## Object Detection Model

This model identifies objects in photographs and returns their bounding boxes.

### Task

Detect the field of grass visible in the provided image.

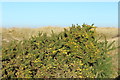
[1,27,119,42]
[1,26,120,78]
[1,26,67,42]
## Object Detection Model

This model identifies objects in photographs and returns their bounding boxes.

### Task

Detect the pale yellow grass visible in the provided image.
[2,26,119,42]
[96,27,119,39]
[34,26,69,36]
[2,26,69,42]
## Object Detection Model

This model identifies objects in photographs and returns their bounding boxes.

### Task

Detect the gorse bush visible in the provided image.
[2,24,117,78]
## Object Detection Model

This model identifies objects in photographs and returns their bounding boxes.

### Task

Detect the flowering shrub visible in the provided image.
[2,24,117,78]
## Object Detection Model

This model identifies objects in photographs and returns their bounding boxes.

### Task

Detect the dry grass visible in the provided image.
[96,27,119,78]
[96,27,119,39]
[107,37,119,77]
[2,26,119,42]
[2,26,69,42]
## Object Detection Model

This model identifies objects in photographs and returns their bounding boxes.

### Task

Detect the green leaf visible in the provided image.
[107,40,115,49]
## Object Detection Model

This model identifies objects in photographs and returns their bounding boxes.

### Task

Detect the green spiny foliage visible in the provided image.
[2,24,117,78]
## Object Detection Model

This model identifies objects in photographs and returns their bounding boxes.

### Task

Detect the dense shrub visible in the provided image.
[2,24,117,78]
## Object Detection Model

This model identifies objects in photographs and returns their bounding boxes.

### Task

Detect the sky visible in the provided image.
[0,3,2,27]
[0,0,119,2]
[1,2,118,28]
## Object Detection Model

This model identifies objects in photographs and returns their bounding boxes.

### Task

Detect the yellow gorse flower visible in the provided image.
[52,51,57,53]
[80,63,83,66]
[79,76,83,78]
[76,68,82,71]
